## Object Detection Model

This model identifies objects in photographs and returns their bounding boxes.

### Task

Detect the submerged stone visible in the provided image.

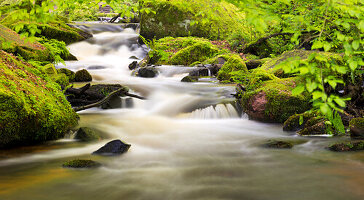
[138,67,158,78]
[92,140,131,156]
[75,127,101,142]
[263,140,293,149]
[329,141,364,152]
[62,159,101,168]
[181,76,198,82]
[128,61,139,70]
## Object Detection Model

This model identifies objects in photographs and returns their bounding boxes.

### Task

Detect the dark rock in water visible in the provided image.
[189,67,209,77]
[93,140,131,156]
[57,68,75,82]
[65,53,78,61]
[138,67,158,78]
[74,69,92,82]
[350,118,364,138]
[329,140,364,152]
[128,61,139,70]
[63,159,101,168]
[88,65,107,70]
[181,76,198,82]
[129,56,139,59]
[125,97,134,108]
[298,120,330,136]
[263,140,293,149]
[101,95,122,109]
[75,127,101,142]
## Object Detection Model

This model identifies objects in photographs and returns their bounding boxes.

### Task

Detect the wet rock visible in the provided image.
[62,159,101,168]
[128,61,139,70]
[88,65,107,70]
[138,67,158,78]
[101,95,122,109]
[217,57,226,65]
[263,140,293,149]
[92,140,131,156]
[350,118,364,138]
[283,112,320,132]
[125,98,134,108]
[75,127,101,142]
[129,56,139,59]
[329,140,364,152]
[74,69,92,82]
[181,76,198,82]
[189,67,209,77]
[65,53,78,61]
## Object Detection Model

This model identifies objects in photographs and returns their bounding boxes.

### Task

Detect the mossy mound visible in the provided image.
[329,141,364,152]
[74,69,92,82]
[62,159,101,168]
[75,127,101,142]
[0,50,78,148]
[140,0,247,40]
[41,64,69,88]
[149,37,229,66]
[283,111,321,132]
[0,24,50,61]
[239,78,311,123]
[216,54,249,82]
[1,12,91,44]
[350,118,364,138]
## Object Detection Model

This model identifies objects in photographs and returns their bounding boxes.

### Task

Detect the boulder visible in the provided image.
[263,140,293,149]
[350,118,364,138]
[92,140,131,156]
[329,140,364,152]
[57,68,75,82]
[128,61,139,70]
[181,76,198,82]
[74,69,92,82]
[100,95,122,109]
[62,159,101,168]
[0,50,78,148]
[75,127,101,142]
[88,65,107,70]
[138,67,158,78]
[283,112,320,132]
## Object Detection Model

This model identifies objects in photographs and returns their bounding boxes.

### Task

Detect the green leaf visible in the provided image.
[352,40,360,50]
[324,43,332,52]
[320,103,330,115]
[336,32,345,41]
[311,41,323,50]
[334,98,346,107]
[292,85,305,95]
[328,80,337,89]
[312,91,323,100]
[348,59,358,71]
[358,20,364,32]
[299,115,304,125]
[306,82,318,92]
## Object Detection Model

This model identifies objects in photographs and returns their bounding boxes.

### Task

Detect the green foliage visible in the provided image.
[217,54,248,82]
[38,37,69,64]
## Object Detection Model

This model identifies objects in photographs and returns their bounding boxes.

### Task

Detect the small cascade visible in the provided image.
[188,103,239,119]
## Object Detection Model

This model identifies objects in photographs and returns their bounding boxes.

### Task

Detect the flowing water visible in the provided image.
[0,23,364,200]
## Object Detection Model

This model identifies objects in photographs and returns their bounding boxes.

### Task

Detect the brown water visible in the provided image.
[0,23,363,200]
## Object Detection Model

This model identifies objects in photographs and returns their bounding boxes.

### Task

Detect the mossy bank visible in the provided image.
[0,50,78,148]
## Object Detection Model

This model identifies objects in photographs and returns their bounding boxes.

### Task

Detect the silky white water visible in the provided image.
[0,23,363,200]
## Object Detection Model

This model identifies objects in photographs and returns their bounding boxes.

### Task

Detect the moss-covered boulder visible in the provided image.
[148,37,229,66]
[329,140,364,152]
[62,159,101,168]
[283,111,321,132]
[238,78,311,123]
[350,118,364,138]
[1,13,91,44]
[216,54,249,82]
[41,64,69,88]
[75,127,101,142]
[181,76,198,82]
[0,50,78,148]
[140,0,247,40]
[74,69,92,82]
[0,24,50,61]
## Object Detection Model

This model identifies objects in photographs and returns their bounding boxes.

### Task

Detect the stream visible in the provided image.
[0,23,364,200]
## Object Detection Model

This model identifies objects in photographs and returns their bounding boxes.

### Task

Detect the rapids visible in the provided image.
[0,23,363,200]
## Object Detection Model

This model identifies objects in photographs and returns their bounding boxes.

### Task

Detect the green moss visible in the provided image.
[0,24,50,61]
[140,0,248,41]
[350,118,364,138]
[57,68,75,82]
[149,37,229,65]
[283,112,319,131]
[0,50,78,148]
[240,77,311,123]
[217,54,248,82]
[62,159,101,168]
